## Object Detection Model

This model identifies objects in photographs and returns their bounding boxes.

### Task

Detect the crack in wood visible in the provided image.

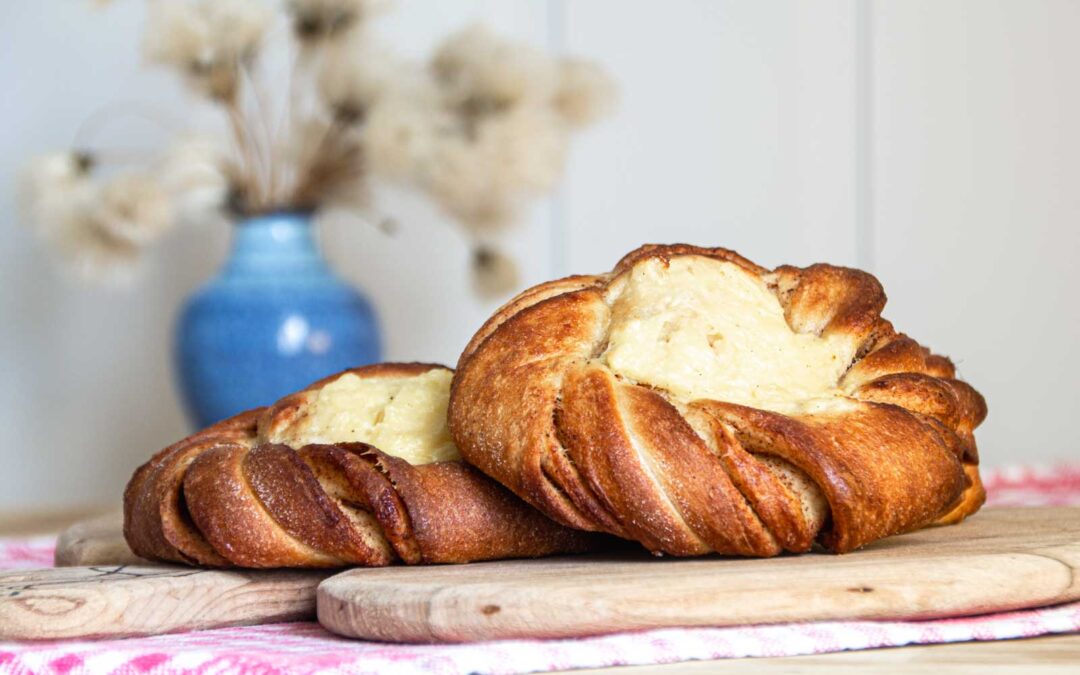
[1,566,204,598]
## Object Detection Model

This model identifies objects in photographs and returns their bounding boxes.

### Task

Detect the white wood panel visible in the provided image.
[0,0,555,510]
[870,0,1080,464]
[0,1,207,511]
[558,0,860,274]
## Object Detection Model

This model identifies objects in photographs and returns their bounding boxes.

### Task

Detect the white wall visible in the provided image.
[1,0,1075,511]
[869,0,1080,474]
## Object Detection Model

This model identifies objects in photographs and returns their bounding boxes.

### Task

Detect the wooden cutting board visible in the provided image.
[0,513,330,640]
[3,508,1077,643]
[318,507,1080,643]
[53,512,145,567]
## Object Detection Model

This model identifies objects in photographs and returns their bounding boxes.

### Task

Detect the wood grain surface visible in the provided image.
[318,507,1080,643]
[0,564,330,640]
[0,515,331,640]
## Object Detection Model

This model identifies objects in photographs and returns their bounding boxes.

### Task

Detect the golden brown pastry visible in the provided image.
[449,244,987,556]
[124,363,597,568]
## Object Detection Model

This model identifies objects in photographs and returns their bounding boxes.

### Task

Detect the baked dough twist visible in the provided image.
[450,245,987,556]
[124,363,595,567]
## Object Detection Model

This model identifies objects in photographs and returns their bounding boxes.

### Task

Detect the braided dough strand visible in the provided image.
[450,244,986,556]
[124,364,597,568]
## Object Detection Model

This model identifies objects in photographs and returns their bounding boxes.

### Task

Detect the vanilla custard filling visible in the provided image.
[602,256,858,413]
[278,368,461,464]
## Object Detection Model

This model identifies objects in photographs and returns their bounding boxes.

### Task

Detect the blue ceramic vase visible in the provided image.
[175,211,381,428]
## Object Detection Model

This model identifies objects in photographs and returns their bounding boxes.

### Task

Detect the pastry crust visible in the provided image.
[450,244,987,555]
[124,363,597,568]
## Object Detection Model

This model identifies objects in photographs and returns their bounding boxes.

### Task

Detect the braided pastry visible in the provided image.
[449,244,987,556]
[124,363,596,568]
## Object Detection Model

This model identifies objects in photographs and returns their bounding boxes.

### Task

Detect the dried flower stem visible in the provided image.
[282,50,325,205]
[226,99,263,209]
[290,116,350,206]
[242,61,279,205]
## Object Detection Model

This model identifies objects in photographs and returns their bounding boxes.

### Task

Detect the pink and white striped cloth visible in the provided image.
[2,465,1078,675]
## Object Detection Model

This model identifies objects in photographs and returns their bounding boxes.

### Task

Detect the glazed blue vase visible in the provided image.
[175,211,381,428]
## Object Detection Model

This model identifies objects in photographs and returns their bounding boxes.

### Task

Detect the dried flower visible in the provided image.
[317,36,407,124]
[143,0,272,102]
[19,152,141,284]
[418,25,614,234]
[54,214,142,285]
[363,83,445,180]
[478,107,568,193]
[25,6,616,296]
[94,174,175,246]
[433,24,558,126]
[422,107,568,232]
[21,151,94,190]
[471,245,519,299]
[288,117,367,210]
[156,135,233,223]
[19,152,96,240]
[286,0,391,44]
[20,152,93,201]
[554,59,617,128]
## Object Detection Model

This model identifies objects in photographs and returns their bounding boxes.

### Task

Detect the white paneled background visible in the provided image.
[1,1,1077,510]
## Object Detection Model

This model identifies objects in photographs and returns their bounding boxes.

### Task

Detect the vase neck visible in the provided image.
[223,212,327,279]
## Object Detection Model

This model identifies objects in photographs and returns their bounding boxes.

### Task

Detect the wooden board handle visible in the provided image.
[0,565,328,640]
